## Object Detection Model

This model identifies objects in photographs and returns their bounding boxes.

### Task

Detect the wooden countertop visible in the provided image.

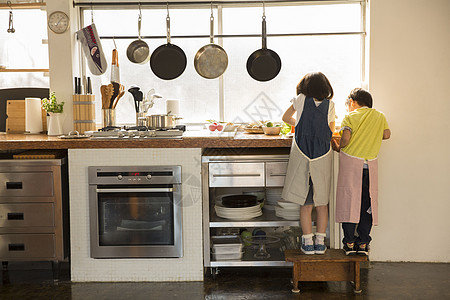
[0,131,293,150]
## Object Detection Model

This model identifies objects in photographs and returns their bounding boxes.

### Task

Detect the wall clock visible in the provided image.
[48,11,70,34]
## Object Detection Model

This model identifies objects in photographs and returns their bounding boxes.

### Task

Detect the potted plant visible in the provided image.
[42,92,65,136]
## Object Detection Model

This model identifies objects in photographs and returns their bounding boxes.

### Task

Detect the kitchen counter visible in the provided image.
[0,131,293,150]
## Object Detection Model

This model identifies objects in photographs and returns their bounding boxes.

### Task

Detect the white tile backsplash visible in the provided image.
[68,148,203,282]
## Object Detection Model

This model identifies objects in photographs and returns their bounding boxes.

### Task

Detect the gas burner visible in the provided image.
[90,127,183,139]
[125,125,148,131]
[99,126,121,132]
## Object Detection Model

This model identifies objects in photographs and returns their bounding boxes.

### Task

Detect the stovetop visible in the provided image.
[88,125,185,140]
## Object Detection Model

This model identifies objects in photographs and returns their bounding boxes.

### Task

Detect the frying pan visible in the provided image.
[150,14,187,80]
[194,14,228,79]
[246,15,281,82]
[127,10,150,64]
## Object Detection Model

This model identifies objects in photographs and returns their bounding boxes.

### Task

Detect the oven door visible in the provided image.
[89,185,182,258]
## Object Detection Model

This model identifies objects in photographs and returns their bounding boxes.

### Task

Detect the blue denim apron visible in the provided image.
[281,97,333,206]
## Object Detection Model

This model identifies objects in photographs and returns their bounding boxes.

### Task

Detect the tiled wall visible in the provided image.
[68,149,203,282]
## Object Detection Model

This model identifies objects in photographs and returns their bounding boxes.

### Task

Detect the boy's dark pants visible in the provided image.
[342,169,373,245]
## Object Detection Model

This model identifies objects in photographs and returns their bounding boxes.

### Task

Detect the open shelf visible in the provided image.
[209,245,294,267]
[210,209,300,227]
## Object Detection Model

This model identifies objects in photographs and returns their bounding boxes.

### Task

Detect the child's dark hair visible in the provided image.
[296,72,334,100]
[349,88,373,108]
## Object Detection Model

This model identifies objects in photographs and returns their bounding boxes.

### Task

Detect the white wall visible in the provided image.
[369,0,450,262]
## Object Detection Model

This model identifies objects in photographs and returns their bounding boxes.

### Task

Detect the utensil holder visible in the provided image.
[73,94,96,133]
[136,112,146,127]
[102,108,116,128]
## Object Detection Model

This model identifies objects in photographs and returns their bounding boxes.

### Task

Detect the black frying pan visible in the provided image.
[246,15,281,82]
[150,16,187,80]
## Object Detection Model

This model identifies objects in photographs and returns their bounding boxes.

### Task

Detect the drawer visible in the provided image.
[0,203,54,228]
[0,172,53,197]
[265,161,288,187]
[0,234,55,259]
[209,163,265,187]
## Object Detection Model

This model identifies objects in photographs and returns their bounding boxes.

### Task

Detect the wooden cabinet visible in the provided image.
[0,159,69,279]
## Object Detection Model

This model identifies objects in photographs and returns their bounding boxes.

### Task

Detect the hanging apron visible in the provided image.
[335,151,379,225]
[281,97,332,206]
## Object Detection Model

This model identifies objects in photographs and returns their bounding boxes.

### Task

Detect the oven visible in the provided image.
[88,166,182,258]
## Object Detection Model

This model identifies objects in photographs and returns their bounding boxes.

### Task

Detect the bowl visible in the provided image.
[263,126,281,135]
[206,122,226,132]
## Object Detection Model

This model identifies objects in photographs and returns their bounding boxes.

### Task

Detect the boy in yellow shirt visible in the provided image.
[332,88,391,255]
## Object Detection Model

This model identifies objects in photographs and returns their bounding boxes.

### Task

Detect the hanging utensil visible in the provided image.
[150,4,187,80]
[111,38,120,83]
[7,1,15,33]
[246,3,281,82]
[127,4,150,64]
[194,5,228,79]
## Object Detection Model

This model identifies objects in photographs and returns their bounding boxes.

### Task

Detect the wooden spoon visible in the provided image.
[100,85,108,109]
[113,90,125,109]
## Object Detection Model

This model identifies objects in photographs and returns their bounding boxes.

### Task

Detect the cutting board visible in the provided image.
[6,100,25,133]
[13,150,65,159]
[6,100,47,133]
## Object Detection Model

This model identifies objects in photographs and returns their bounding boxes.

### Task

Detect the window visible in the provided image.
[0,7,49,88]
[82,2,364,126]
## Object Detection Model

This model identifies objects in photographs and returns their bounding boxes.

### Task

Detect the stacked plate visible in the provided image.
[264,188,283,211]
[275,200,300,220]
[215,203,262,220]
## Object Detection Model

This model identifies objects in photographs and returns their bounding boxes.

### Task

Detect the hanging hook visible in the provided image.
[91,2,94,24]
[7,1,15,33]
[113,37,117,49]
[138,2,142,18]
[210,2,213,18]
[166,2,169,18]
[262,1,266,19]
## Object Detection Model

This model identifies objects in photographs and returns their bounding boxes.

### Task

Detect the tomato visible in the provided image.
[209,124,217,131]
[217,124,224,131]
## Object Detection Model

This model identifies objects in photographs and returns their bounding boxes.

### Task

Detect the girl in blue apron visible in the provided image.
[281,72,335,254]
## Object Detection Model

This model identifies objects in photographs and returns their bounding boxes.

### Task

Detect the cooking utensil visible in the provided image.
[7,2,15,33]
[127,6,150,64]
[111,47,120,83]
[150,5,187,80]
[246,5,281,82]
[147,113,180,129]
[194,11,228,79]
[110,82,120,108]
[128,86,143,113]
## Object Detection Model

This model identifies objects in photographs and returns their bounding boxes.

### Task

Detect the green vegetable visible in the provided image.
[280,122,292,135]
[266,121,273,127]
[42,91,64,113]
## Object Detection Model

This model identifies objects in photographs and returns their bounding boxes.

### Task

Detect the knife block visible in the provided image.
[73,94,96,133]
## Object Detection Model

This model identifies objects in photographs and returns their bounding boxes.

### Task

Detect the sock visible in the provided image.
[302,233,314,246]
[315,232,326,245]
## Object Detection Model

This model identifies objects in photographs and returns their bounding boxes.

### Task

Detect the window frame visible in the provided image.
[78,0,367,126]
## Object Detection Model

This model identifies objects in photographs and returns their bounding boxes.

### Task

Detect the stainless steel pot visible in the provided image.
[147,114,178,129]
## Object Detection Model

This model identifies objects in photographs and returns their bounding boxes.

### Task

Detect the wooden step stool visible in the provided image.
[285,249,368,293]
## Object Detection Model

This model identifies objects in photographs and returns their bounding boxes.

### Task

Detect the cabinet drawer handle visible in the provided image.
[268,173,286,177]
[6,182,23,190]
[7,213,24,220]
[8,243,25,251]
[212,174,261,177]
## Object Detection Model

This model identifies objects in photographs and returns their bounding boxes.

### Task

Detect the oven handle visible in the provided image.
[96,188,173,193]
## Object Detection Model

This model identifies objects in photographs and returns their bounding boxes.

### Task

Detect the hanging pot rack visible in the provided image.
[75,0,365,40]
[73,0,364,8]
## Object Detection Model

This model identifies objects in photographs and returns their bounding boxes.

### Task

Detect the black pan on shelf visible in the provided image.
[221,194,258,208]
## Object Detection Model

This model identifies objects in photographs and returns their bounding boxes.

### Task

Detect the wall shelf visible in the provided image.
[0,3,45,9]
[0,69,49,73]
